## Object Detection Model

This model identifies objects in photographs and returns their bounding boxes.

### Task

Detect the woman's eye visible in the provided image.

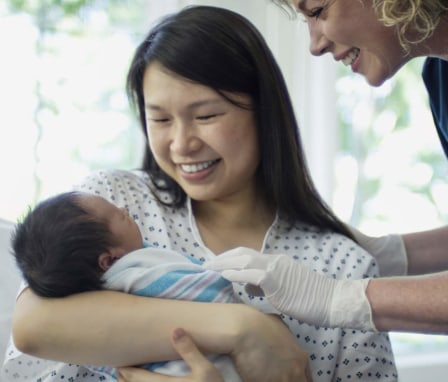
[308,7,323,19]
[197,114,217,121]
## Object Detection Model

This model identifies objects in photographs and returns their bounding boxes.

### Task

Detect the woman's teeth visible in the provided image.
[181,160,217,173]
[342,48,360,66]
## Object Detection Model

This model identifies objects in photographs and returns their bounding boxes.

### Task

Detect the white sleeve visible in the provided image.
[327,237,397,380]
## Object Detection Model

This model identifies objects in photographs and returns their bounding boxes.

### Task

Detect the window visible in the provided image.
[333,54,448,381]
[1,1,447,379]
[0,0,151,221]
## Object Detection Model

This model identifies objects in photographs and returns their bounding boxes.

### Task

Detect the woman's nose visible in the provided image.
[308,23,331,56]
[170,122,201,155]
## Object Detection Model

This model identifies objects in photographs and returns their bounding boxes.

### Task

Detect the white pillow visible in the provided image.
[0,219,21,367]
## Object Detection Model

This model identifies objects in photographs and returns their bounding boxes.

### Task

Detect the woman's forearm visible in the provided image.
[367,271,448,333]
[12,288,253,366]
[403,226,448,275]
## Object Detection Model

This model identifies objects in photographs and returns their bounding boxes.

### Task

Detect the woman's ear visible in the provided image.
[98,252,119,271]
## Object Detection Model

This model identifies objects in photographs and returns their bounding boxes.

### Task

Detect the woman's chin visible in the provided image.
[363,60,404,87]
[363,71,390,87]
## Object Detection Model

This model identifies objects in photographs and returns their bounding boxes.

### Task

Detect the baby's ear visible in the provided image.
[98,252,119,271]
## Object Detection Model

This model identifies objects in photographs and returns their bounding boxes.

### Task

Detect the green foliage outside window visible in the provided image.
[335,56,448,357]
[335,58,448,232]
[2,0,148,219]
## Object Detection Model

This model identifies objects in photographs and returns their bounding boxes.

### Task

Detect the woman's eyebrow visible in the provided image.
[144,104,163,111]
[297,0,308,11]
[186,99,224,110]
[144,99,224,112]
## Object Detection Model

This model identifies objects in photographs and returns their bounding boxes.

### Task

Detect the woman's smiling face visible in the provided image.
[293,0,409,86]
[142,62,260,202]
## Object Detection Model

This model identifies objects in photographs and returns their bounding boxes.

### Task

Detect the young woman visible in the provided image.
[4,5,397,382]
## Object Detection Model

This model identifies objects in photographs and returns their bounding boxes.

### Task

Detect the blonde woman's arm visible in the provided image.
[402,226,448,275]
[206,247,448,333]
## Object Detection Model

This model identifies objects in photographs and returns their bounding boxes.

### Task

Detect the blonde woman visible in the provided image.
[212,0,448,334]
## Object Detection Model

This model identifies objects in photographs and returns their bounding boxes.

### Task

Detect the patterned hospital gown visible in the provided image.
[2,169,398,382]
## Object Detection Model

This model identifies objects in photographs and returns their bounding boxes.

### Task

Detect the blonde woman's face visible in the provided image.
[292,0,409,86]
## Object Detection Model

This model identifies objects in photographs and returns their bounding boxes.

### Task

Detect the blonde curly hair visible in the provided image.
[272,0,448,52]
[376,0,448,52]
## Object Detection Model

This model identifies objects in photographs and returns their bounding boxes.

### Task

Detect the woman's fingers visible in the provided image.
[230,314,312,382]
[116,328,225,382]
[169,328,225,381]
[117,366,177,382]
[117,327,314,382]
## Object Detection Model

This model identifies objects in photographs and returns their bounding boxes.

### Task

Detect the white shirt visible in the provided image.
[2,169,397,382]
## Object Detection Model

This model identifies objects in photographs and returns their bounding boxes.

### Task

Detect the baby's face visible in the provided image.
[80,194,142,254]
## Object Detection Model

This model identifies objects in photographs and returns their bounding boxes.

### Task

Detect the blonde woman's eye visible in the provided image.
[308,7,323,18]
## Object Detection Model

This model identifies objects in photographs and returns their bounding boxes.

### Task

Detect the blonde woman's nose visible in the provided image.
[308,23,331,56]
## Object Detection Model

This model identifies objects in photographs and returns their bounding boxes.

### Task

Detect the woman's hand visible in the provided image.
[205,247,375,331]
[348,226,407,276]
[117,325,313,382]
[117,328,225,382]
[231,313,313,381]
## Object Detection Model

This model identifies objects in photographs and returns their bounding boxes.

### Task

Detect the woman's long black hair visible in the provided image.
[126,5,354,239]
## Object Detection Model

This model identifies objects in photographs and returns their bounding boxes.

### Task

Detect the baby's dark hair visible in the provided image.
[12,192,116,297]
